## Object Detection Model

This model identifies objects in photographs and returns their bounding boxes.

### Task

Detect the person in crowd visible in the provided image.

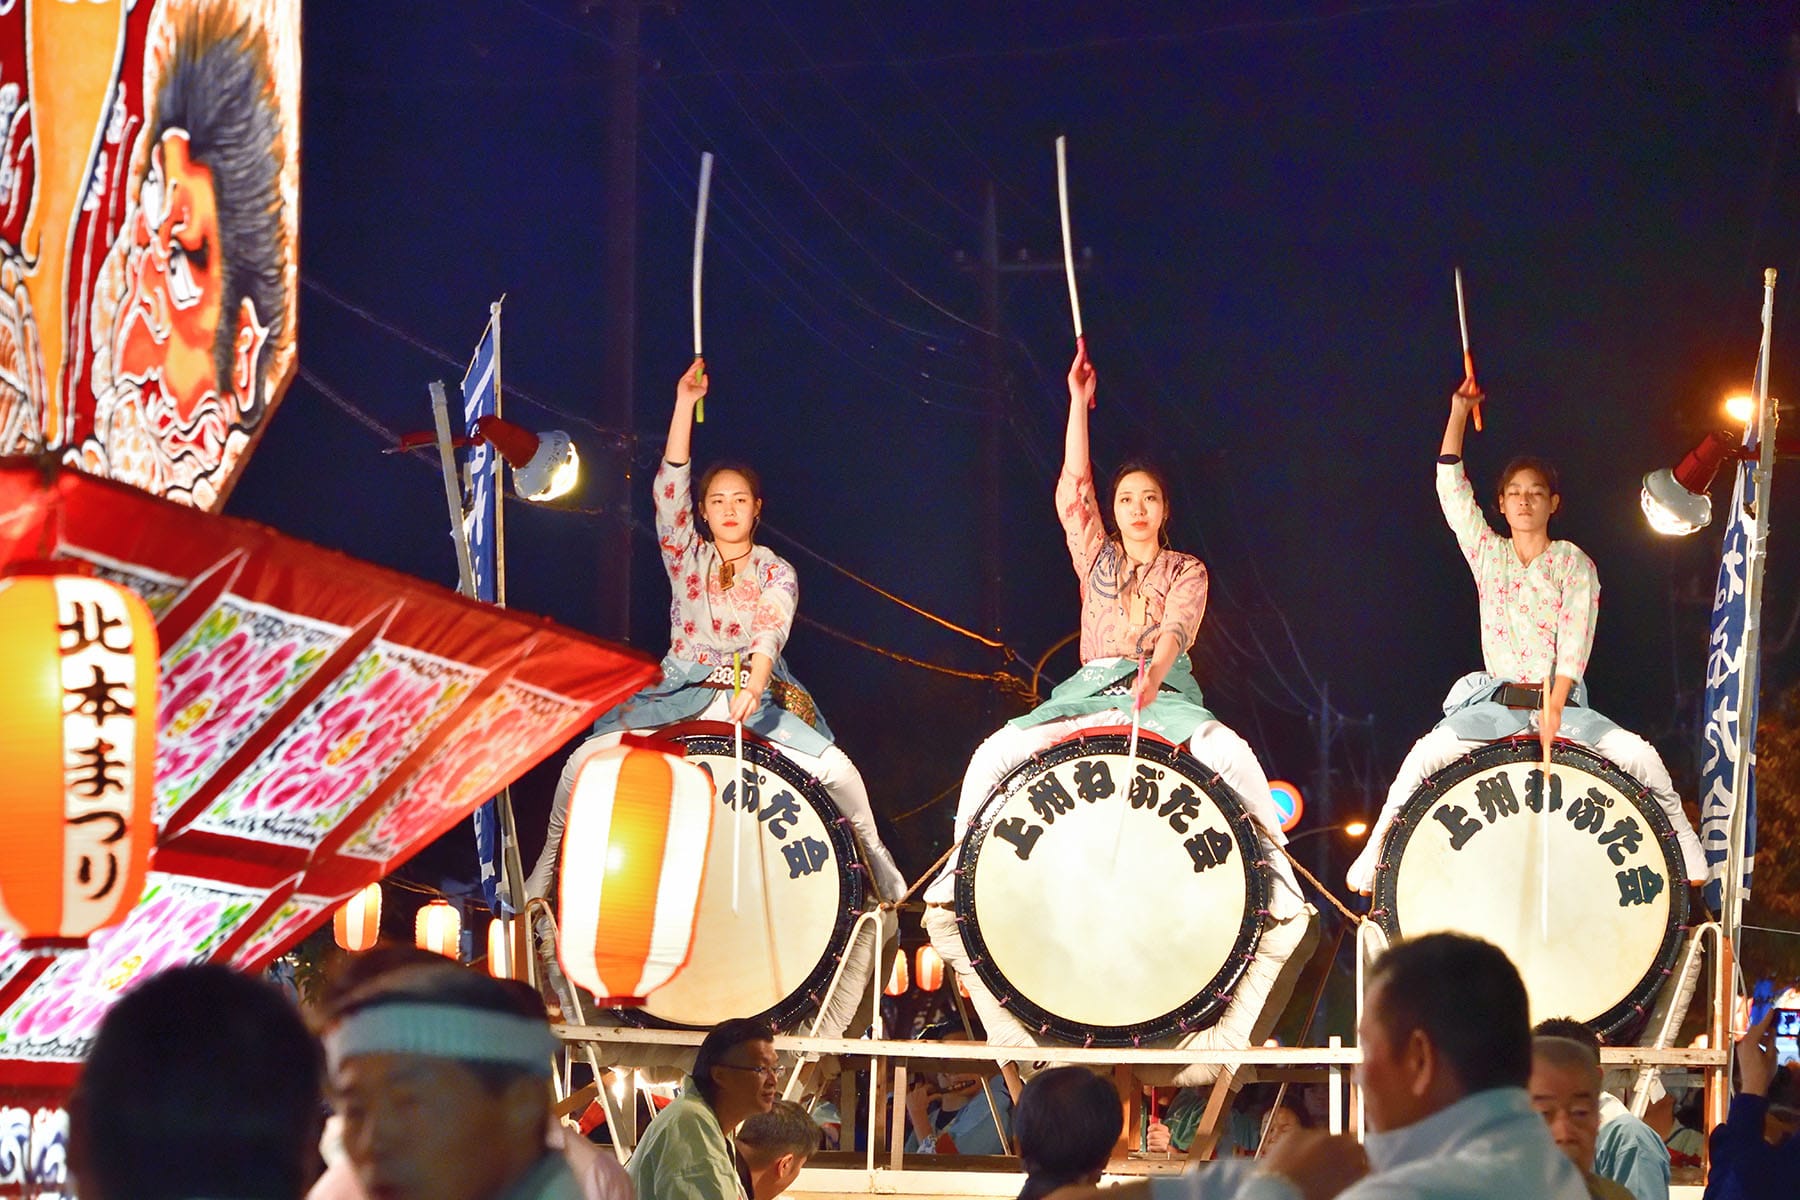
[905,1027,1015,1156]
[1534,1017,1669,1200]
[70,964,323,1200]
[1348,380,1704,895]
[324,960,578,1200]
[628,1018,779,1200]
[1704,1008,1800,1199]
[734,1100,821,1200]
[1048,932,1587,1199]
[1014,1067,1122,1200]
[1530,1036,1635,1200]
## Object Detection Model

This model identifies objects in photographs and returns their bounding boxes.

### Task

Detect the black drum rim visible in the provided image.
[611,727,868,1031]
[1370,738,1690,1040]
[955,732,1270,1046]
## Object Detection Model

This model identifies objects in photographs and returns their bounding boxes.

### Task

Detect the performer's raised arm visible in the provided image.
[1439,378,1482,460]
[1056,345,1106,577]
[665,357,705,466]
[1064,343,1096,477]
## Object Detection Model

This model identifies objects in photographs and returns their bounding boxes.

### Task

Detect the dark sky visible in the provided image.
[231,2,1800,896]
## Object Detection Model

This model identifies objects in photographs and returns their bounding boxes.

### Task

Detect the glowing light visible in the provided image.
[1344,821,1370,839]
[488,915,515,979]
[915,945,944,992]
[333,882,382,952]
[885,950,910,997]
[1724,394,1756,426]
[415,899,461,959]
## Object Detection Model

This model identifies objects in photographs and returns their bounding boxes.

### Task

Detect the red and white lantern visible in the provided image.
[558,742,713,1005]
[0,562,157,952]
[333,882,382,952]
[415,899,460,958]
[915,945,944,993]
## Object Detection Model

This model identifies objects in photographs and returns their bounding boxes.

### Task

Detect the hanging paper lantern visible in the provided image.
[0,562,158,952]
[915,945,944,993]
[488,915,515,980]
[333,882,382,952]
[415,899,460,958]
[885,949,910,997]
[559,742,714,1004]
[956,972,971,1000]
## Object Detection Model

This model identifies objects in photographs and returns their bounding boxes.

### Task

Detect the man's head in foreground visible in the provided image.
[1530,1036,1605,1172]
[1358,932,1532,1133]
[325,961,559,1200]
[691,1016,779,1130]
[71,964,323,1200]
[736,1099,821,1200]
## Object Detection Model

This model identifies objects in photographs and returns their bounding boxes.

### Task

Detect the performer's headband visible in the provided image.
[325,1002,557,1076]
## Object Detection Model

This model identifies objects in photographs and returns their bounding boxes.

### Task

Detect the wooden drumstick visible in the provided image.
[1055,136,1093,407]
[693,151,714,422]
[1455,267,1483,432]
[1537,673,1553,943]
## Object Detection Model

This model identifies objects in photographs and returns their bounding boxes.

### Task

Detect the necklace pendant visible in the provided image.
[720,562,735,591]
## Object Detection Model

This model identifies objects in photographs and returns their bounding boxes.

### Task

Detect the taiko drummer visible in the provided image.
[527,360,905,910]
[923,345,1306,972]
[1347,380,1705,895]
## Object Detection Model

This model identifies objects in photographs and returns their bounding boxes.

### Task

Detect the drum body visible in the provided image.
[954,731,1269,1046]
[617,725,866,1030]
[1371,740,1689,1038]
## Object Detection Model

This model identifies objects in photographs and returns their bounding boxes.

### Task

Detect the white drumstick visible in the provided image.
[693,151,714,421]
[733,715,745,914]
[1539,675,1552,942]
[1055,136,1084,341]
[1455,266,1470,355]
[1109,657,1147,869]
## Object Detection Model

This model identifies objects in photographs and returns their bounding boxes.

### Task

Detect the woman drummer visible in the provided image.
[527,359,905,912]
[921,345,1304,998]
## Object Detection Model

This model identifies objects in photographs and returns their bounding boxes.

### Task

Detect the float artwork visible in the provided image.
[0,0,300,509]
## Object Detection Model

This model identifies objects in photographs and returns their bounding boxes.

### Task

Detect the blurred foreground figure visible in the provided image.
[1048,933,1586,1200]
[70,964,323,1200]
[324,961,577,1200]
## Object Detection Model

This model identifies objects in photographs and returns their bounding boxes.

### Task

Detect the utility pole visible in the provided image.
[596,0,640,642]
[960,185,1086,718]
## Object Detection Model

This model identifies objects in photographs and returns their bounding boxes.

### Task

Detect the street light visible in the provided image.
[1285,820,1370,848]
[1640,429,1743,536]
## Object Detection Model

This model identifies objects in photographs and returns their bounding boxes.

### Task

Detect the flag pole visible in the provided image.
[1721,267,1778,961]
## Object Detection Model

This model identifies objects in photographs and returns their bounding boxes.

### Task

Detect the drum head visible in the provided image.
[956,732,1268,1045]
[616,729,865,1030]
[1371,740,1689,1038]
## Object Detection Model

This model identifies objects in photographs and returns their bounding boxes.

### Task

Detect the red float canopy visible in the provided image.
[0,461,657,1087]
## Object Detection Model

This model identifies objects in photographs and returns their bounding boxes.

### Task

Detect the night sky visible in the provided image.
[232,3,1800,900]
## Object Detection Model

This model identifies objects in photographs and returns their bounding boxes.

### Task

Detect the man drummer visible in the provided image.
[1347,380,1705,896]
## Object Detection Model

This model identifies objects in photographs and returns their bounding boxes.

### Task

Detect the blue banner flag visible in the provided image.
[1699,356,1762,913]
[462,315,509,915]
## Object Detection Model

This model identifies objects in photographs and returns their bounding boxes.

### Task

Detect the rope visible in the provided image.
[898,844,959,908]
[1250,815,1363,926]
[795,614,1033,697]
[764,521,1019,657]
[890,779,960,825]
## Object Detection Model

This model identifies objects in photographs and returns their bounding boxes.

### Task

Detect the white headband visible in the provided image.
[325,1002,558,1076]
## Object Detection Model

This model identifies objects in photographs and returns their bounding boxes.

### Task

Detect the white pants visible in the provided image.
[1346,720,1708,894]
[926,709,1303,919]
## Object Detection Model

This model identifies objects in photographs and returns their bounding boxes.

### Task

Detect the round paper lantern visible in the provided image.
[333,882,382,952]
[915,945,944,993]
[488,915,515,980]
[0,561,158,952]
[884,949,910,997]
[558,742,715,1005]
[415,899,460,959]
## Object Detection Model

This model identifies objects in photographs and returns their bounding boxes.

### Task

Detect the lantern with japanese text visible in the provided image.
[0,562,157,952]
[915,945,944,993]
[415,899,460,958]
[885,950,910,997]
[332,882,382,952]
[558,742,713,1005]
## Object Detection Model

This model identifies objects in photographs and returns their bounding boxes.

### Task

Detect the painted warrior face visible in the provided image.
[111,129,266,492]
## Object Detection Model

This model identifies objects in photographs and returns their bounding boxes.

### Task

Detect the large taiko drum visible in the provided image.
[1371,740,1689,1038]
[616,724,867,1030]
[955,730,1269,1046]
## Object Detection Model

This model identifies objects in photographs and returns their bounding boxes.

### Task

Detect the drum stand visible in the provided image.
[781,907,887,1104]
[528,897,640,1160]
